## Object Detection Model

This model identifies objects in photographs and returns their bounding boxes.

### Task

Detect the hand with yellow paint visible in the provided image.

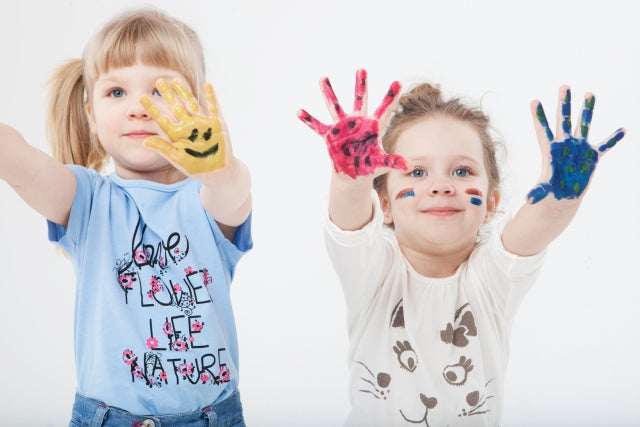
[140,79,226,175]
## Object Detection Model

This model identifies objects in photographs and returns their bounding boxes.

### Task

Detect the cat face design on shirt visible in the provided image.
[353,299,496,424]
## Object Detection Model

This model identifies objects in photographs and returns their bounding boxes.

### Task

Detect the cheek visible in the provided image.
[465,188,484,206]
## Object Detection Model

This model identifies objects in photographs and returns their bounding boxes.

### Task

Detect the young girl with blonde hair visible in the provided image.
[298,69,624,426]
[1,8,250,426]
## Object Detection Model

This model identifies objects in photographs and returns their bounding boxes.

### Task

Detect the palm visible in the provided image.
[140,79,226,175]
[298,69,406,178]
[527,88,625,204]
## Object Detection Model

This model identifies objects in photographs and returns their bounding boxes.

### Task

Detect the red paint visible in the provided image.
[465,188,483,197]
[395,188,415,200]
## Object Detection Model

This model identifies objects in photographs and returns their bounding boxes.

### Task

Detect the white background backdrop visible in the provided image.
[1,1,639,426]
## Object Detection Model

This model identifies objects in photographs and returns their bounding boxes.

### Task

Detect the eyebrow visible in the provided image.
[405,154,482,166]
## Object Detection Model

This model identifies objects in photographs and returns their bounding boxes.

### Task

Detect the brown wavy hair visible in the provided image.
[374,83,503,197]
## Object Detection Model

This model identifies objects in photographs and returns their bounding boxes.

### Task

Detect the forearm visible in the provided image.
[328,172,375,231]
[0,124,32,185]
[0,123,75,225]
[199,157,252,227]
[501,197,581,256]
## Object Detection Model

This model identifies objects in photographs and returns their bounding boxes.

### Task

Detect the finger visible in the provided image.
[202,83,228,139]
[297,109,330,135]
[597,127,626,154]
[557,85,572,138]
[320,77,347,121]
[140,96,174,132]
[204,83,219,118]
[526,183,552,204]
[373,81,402,121]
[155,79,176,107]
[155,79,190,122]
[143,136,176,159]
[577,93,595,139]
[171,79,200,113]
[530,100,554,143]
[353,68,368,115]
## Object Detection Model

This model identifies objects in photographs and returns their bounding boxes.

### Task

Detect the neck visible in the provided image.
[399,240,475,278]
[114,165,186,184]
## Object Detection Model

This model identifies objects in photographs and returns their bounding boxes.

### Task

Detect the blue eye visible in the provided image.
[453,167,471,177]
[109,88,125,98]
[409,168,426,178]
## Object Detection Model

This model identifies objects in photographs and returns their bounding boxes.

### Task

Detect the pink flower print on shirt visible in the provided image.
[201,269,213,285]
[173,284,182,293]
[219,365,230,383]
[184,266,194,274]
[201,373,211,384]
[134,365,143,378]
[122,349,137,365]
[173,339,187,351]
[191,320,204,332]
[178,362,193,376]
[162,322,174,336]
[134,248,151,264]
[118,273,136,290]
[146,337,159,349]
[147,276,164,299]
[159,371,167,381]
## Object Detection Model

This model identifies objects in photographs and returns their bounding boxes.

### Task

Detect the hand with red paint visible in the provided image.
[297,69,407,179]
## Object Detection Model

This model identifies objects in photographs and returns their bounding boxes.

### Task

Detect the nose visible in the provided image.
[128,100,151,119]
[428,177,455,196]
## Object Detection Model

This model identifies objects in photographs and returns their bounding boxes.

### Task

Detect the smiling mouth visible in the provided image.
[125,131,155,139]
[422,208,461,217]
[185,143,219,158]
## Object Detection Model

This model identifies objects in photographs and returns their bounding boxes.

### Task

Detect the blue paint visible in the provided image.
[527,90,625,204]
[561,89,572,135]
[470,197,482,206]
[598,128,625,152]
[527,137,598,203]
[580,96,595,138]
[536,103,554,141]
[396,188,415,200]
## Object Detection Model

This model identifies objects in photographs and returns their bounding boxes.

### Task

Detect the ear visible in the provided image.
[85,103,97,135]
[379,193,394,225]
[483,188,501,224]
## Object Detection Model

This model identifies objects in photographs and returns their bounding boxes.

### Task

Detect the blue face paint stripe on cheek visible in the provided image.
[396,188,415,200]
[470,197,482,206]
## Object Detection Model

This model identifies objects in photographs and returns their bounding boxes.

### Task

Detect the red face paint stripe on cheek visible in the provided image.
[465,188,483,197]
[396,188,415,200]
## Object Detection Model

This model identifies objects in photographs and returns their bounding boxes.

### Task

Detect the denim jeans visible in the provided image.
[69,391,246,427]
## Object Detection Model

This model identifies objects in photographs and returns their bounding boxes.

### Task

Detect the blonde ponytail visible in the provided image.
[46,59,108,172]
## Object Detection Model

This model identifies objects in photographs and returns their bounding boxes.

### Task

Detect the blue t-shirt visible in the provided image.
[48,166,252,415]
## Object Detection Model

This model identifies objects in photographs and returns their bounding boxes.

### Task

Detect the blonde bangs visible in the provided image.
[83,9,205,99]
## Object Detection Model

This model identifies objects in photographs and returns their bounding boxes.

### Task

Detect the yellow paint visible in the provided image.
[140,79,226,175]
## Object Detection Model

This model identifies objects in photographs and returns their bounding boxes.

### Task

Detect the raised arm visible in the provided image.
[297,69,406,230]
[140,79,251,241]
[502,86,625,256]
[0,123,76,227]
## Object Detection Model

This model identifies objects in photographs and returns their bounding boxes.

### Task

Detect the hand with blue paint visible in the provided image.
[527,86,625,204]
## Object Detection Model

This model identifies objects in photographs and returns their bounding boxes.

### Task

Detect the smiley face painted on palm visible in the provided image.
[298,69,407,178]
[527,89,625,204]
[140,79,226,175]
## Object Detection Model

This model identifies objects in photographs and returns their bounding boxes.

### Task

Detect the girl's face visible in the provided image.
[87,61,189,182]
[380,116,500,255]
